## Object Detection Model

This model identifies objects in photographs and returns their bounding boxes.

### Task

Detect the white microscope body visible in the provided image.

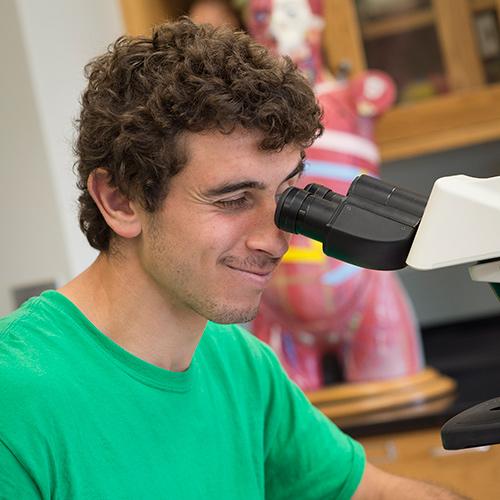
[407,175,500,285]
[275,172,500,448]
[403,174,500,449]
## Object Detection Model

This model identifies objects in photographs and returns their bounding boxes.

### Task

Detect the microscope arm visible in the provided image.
[421,177,500,449]
[356,174,500,449]
[275,173,500,449]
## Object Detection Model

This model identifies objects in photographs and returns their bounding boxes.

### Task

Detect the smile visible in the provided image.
[226,265,275,286]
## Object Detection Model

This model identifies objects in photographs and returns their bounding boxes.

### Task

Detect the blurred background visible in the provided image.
[3,0,500,324]
[2,1,500,497]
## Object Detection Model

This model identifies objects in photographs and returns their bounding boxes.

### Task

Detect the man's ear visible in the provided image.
[87,168,142,240]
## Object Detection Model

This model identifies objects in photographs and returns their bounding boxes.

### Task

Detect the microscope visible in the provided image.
[275,173,500,450]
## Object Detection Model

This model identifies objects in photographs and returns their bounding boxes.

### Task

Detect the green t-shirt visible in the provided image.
[0,291,365,499]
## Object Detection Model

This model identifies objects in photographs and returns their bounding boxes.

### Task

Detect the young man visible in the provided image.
[0,19,464,499]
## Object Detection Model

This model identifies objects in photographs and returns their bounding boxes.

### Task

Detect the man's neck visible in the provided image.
[58,252,206,372]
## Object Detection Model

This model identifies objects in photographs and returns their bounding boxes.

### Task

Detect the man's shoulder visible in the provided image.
[0,296,45,359]
[0,295,67,392]
[0,296,38,336]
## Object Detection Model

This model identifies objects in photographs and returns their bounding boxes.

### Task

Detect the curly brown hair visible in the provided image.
[75,17,323,251]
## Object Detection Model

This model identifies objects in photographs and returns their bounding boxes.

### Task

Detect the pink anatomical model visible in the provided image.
[247,0,424,390]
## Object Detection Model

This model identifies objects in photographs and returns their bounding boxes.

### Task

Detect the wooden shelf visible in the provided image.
[376,83,500,161]
[470,0,497,12]
[361,8,434,40]
[360,0,498,42]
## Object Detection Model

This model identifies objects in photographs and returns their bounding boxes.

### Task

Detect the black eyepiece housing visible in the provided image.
[275,175,428,270]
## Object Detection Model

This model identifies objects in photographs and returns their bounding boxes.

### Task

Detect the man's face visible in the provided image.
[138,129,303,324]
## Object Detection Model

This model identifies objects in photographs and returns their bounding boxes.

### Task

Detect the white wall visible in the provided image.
[16,0,124,275]
[0,0,123,315]
[0,0,69,315]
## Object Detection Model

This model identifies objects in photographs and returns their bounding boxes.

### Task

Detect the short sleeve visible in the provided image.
[0,437,41,499]
[262,346,366,500]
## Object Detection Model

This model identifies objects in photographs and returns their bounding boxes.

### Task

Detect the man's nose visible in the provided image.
[246,201,290,258]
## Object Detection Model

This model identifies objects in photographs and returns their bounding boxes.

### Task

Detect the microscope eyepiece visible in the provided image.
[275,175,428,270]
[276,186,343,243]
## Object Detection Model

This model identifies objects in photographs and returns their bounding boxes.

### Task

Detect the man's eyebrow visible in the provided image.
[203,180,266,197]
[202,160,305,198]
[284,160,305,182]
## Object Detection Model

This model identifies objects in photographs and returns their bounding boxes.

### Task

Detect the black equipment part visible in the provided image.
[441,397,500,449]
[275,174,500,450]
[275,174,428,270]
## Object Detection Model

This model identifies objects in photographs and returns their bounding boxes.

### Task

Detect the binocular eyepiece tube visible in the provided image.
[274,175,428,271]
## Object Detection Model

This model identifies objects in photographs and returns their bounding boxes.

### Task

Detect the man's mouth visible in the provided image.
[228,266,275,276]
[227,265,276,276]
[225,265,276,285]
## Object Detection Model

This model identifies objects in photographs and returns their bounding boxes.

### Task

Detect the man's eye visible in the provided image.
[217,197,250,209]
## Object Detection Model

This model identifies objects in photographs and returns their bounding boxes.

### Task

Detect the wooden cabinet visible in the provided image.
[120,0,183,37]
[119,0,500,161]
[359,427,500,499]
[325,0,500,161]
